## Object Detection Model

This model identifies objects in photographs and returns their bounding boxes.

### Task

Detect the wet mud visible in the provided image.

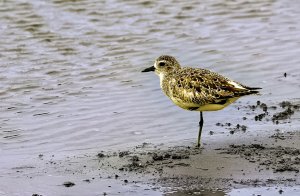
[88,101,300,194]
[217,144,300,173]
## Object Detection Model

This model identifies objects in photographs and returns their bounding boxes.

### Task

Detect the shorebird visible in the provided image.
[142,55,261,147]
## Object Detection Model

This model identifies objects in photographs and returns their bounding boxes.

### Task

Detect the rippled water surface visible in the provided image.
[1,0,300,161]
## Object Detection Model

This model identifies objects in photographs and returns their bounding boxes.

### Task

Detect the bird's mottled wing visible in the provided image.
[167,67,249,106]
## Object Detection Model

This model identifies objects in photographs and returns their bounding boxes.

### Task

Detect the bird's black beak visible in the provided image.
[142,66,155,72]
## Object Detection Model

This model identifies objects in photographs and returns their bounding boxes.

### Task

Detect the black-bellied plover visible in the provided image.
[142,55,261,147]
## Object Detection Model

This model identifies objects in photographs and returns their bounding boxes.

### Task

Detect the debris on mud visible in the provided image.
[63,181,75,187]
[272,107,295,121]
[119,151,130,157]
[216,122,247,134]
[97,152,106,158]
[229,124,247,134]
[245,100,299,124]
[254,113,267,121]
[217,144,300,173]
[99,146,197,174]
[270,130,297,141]
[275,165,299,173]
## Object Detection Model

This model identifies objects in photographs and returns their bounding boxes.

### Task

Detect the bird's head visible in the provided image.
[142,55,181,74]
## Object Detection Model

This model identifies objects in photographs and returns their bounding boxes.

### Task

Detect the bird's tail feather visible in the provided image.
[248,86,262,95]
[247,87,262,90]
[241,85,262,95]
[236,87,261,96]
[249,90,261,95]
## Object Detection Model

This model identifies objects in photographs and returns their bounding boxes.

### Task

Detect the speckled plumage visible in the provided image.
[162,67,256,110]
[155,55,260,111]
[142,55,261,147]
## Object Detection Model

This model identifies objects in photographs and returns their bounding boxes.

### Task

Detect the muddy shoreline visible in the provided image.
[1,100,299,195]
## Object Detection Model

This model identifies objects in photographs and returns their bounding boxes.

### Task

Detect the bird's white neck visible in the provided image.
[159,73,165,89]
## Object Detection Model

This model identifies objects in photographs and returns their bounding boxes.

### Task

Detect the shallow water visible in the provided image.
[0,0,300,195]
[166,187,300,196]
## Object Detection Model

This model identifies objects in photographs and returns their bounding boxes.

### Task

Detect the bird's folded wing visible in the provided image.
[168,68,251,105]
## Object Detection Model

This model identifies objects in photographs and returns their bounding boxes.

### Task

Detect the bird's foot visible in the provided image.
[194,142,206,150]
[195,143,201,149]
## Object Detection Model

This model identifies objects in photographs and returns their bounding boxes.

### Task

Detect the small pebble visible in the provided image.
[63,181,75,187]
[279,189,284,194]
[97,153,105,158]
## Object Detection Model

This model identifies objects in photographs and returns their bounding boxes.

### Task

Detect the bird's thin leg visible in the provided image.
[197,112,203,147]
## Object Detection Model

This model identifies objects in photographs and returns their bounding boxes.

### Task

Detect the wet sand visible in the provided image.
[1,101,299,195]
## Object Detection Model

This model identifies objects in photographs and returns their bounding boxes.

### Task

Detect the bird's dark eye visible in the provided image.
[159,62,166,66]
